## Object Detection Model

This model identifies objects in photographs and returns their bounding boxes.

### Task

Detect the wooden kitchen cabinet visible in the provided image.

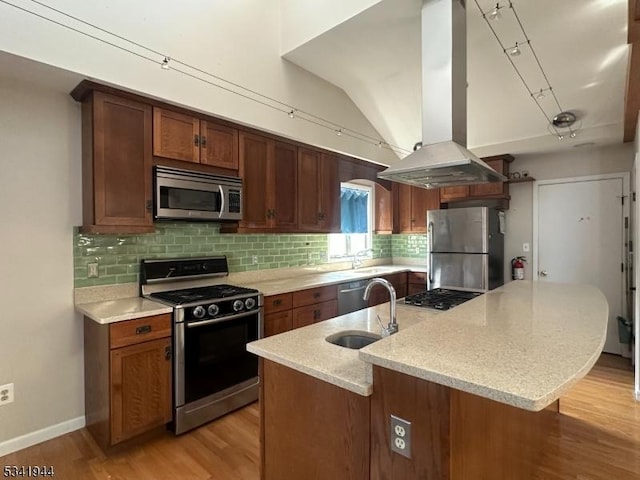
[292,285,338,328]
[84,314,172,449]
[77,91,154,234]
[298,148,341,232]
[239,132,298,231]
[368,273,408,306]
[439,154,513,203]
[153,107,239,170]
[394,183,440,233]
[264,293,294,337]
[408,271,428,295]
[374,183,393,233]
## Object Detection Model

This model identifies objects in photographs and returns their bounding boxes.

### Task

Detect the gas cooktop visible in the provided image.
[403,288,482,310]
[149,284,259,306]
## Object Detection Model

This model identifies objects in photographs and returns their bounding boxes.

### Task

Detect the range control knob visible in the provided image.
[192,305,206,319]
[244,297,256,310]
[233,299,245,312]
[207,304,220,317]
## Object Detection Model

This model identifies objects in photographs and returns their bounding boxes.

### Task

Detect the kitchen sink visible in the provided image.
[326,330,382,349]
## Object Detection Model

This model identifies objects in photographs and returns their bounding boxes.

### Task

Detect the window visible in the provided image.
[328,182,373,261]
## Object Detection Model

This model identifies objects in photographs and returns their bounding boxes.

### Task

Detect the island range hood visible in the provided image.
[378,0,506,189]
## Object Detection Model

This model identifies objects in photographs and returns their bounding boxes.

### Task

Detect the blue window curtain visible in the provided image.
[340,187,368,233]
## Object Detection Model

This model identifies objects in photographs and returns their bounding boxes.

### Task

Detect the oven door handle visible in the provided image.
[185,309,258,328]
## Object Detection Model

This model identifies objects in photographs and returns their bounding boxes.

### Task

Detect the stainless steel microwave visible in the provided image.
[154,166,242,221]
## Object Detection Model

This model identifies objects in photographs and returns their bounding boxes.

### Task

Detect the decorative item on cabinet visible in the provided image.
[153,107,239,170]
[84,314,172,449]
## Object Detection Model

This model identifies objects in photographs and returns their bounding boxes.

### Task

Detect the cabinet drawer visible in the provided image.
[292,285,338,308]
[292,300,338,329]
[264,310,293,337]
[110,314,172,349]
[408,272,427,285]
[264,293,293,315]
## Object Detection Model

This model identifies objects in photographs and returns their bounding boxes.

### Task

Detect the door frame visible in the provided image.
[532,172,630,348]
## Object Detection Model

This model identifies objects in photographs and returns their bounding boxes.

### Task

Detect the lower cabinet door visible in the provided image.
[292,300,338,329]
[265,310,293,337]
[110,337,172,444]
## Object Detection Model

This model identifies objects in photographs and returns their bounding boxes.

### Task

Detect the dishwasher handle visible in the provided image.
[339,284,367,294]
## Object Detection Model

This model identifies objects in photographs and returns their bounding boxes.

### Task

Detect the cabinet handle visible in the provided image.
[313,292,321,299]
[273,299,282,306]
[200,135,207,147]
[194,134,200,146]
[135,325,152,335]
[165,345,172,361]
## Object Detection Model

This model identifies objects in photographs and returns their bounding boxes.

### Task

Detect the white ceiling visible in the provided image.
[283,0,630,161]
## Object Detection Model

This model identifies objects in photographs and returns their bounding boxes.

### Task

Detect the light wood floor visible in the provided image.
[1,354,637,479]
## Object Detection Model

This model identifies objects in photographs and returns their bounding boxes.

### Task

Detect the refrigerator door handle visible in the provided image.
[428,221,434,288]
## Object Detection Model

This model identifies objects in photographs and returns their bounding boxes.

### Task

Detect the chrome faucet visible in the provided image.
[363,278,398,337]
[351,248,373,269]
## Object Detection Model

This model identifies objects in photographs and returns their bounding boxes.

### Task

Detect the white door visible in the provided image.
[535,175,627,354]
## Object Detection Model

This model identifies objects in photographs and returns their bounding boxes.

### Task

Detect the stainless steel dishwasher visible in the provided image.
[337,279,370,315]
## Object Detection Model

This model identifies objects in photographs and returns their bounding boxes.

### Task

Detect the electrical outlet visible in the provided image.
[87,262,99,278]
[0,383,14,406]
[523,243,530,252]
[252,255,259,265]
[390,414,411,458]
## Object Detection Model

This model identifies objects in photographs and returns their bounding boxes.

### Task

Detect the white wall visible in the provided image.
[279,0,382,54]
[0,0,396,165]
[504,143,634,282]
[0,76,83,451]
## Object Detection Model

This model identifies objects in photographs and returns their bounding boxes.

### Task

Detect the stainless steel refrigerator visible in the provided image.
[427,206,504,291]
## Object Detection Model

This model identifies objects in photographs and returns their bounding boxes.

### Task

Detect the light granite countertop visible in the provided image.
[75,297,172,324]
[248,280,608,411]
[75,264,425,324]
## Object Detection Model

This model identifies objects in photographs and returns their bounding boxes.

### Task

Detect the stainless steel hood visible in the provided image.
[378,0,506,189]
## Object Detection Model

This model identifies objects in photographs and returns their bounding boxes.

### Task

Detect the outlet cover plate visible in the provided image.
[0,383,14,406]
[390,414,411,458]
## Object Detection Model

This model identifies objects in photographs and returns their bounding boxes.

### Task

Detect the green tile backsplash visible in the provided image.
[73,223,403,288]
[391,234,428,258]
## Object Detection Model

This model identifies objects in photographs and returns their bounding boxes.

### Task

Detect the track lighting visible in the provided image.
[507,43,521,57]
[487,3,502,20]
[335,129,342,136]
[288,110,295,118]
[161,57,171,70]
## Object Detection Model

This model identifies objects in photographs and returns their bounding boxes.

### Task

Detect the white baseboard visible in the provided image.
[0,416,85,457]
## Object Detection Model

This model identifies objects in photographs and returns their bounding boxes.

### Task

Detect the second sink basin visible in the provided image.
[326,330,382,349]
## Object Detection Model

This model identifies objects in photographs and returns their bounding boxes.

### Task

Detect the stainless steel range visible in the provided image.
[140,256,263,435]
[402,288,482,311]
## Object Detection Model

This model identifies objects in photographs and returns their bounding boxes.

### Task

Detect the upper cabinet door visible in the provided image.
[320,153,341,233]
[273,142,298,229]
[469,158,509,197]
[298,148,323,231]
[439,185,469,202]
[411,187,440,232]
[152,108,199,163]
[239,132,272,229]
[200,121,239,170]
[89,92,153,232]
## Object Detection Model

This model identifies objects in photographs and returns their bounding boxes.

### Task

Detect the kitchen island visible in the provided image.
[247,280,608,480]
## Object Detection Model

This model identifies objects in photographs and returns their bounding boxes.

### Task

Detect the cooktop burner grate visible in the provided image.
[150,284,258,305]
[403,288,482,310]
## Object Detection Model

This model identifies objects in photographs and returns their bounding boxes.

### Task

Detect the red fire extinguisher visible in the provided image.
[511,256,526,280]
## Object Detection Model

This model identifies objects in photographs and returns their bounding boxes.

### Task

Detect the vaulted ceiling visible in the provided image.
[283,0,631,160]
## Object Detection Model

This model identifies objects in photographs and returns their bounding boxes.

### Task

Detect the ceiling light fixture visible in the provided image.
[474,0,583,140]
[160,56,171,70]
[335,129,343,136]
[507,43,521,57]
[288,110,295,118]
[486,3,502,20]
